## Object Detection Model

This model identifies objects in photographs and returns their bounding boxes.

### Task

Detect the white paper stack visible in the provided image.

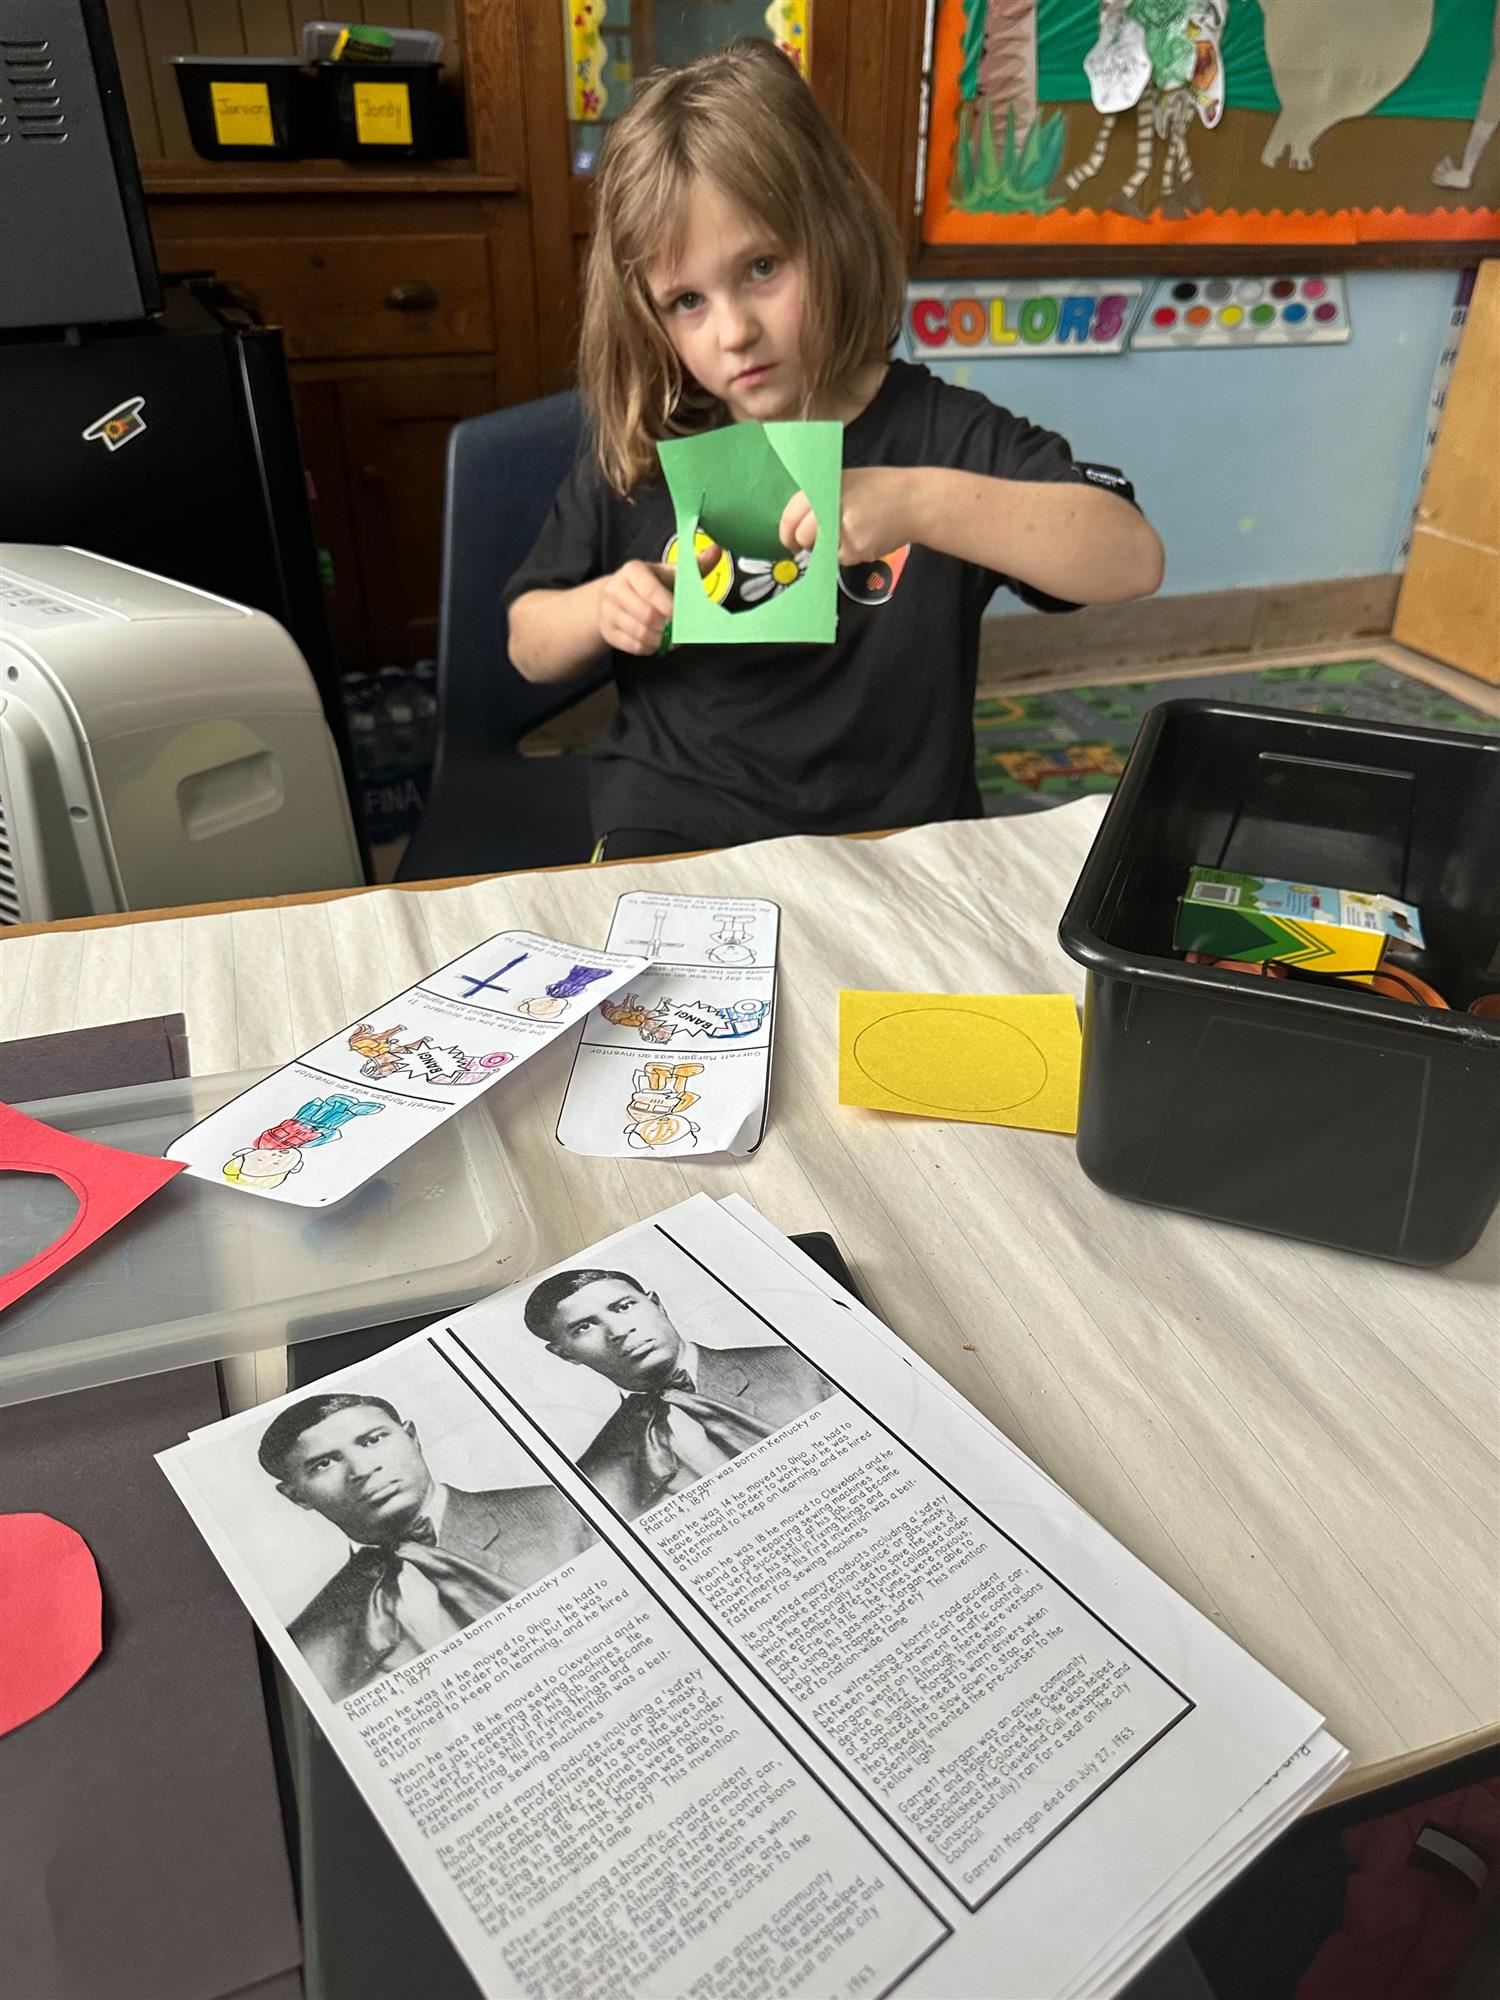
[161,1195,1345,2000]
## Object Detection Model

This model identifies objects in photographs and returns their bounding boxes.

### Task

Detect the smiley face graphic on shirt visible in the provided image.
[662,530,735,604]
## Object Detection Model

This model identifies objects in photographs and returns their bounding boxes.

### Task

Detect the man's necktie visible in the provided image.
[614,1370,775,1502]
[355,1514,514,1662]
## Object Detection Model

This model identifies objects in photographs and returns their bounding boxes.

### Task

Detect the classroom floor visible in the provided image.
[975,646,1499,816]
[369,638,1497,880]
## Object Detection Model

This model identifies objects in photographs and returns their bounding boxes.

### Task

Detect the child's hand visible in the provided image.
[597,543,721,655]
[598,560,676,655]
[779,470,915,564]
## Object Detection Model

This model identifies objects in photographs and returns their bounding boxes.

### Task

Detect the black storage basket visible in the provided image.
[1059,701,1500,1266]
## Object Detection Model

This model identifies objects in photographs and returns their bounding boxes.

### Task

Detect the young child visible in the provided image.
[506,40,1163,856]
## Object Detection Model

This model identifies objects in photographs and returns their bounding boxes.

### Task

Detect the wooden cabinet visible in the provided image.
[111,0,926,673]
[288,367,498,674]
[149,185,533,672]
[160,232,497,360]
[113,0,545,675]
[335,366,497,666]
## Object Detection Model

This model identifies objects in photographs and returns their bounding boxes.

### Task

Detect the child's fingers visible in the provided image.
[600,562,674,654]
[613,598,667,649]
[779,493,817,551]
[649,541,720,587]
[601,603,665,654]
[601,545,720,655]
[627,562,677,621]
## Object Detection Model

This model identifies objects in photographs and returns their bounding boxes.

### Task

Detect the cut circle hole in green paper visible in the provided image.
[658,419,842,646]
[853,1007,1049,1114]
[692,549,807,612]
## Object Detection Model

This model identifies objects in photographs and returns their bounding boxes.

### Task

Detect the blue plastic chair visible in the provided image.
[397,392,612,882]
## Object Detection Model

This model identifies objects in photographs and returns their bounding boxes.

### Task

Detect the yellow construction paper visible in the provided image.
[838,991,1081,1135]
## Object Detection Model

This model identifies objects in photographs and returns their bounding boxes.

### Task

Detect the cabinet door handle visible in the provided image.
[386,280,438,313]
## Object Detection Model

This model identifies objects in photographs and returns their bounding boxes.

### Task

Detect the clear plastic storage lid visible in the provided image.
[1,1069,534,1406]
[300,21,444,62]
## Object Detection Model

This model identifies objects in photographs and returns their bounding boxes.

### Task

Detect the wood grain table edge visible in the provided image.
[1319,1722,1500,1811]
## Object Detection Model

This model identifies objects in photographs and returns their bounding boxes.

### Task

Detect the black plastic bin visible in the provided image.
[171,55,315,160]
[315,59,450,159]
[1059,701,1500,1266]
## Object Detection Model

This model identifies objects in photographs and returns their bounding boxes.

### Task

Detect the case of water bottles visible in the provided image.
[342,661,438,843]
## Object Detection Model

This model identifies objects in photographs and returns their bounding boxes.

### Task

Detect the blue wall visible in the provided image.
[932,272,1461,601]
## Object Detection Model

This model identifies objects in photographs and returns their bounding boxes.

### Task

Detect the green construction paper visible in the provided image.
[657,420,843,646]
[692,427,801,562]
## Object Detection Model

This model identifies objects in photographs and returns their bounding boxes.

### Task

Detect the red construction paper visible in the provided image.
[0,1102,185,1314]
[0,1513,102,1735]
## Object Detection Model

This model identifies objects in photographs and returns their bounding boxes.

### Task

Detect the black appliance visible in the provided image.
[0,280,365,853]
[0,0,161,330]
[0,1,364,865]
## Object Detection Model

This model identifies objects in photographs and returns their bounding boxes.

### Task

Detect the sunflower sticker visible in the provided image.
[739,550,809,603]
[81,396,147,454]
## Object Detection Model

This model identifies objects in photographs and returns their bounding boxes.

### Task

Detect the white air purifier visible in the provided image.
[0,546,363,924]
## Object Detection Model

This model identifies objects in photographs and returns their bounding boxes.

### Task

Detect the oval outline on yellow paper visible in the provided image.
[851,1006,1050,1115]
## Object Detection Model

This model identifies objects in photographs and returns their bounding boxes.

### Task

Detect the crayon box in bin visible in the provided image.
[1059,702,1500,1266]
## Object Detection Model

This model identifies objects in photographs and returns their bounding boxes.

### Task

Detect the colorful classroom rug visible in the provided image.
[976,659,1497,817]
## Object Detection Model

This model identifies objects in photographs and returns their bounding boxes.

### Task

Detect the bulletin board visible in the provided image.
[922,0,1500,261]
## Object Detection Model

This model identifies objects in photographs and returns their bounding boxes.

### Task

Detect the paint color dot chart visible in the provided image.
[1131,276,1350,350]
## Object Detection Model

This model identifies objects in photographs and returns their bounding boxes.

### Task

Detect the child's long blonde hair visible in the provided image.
[579,40,905,494]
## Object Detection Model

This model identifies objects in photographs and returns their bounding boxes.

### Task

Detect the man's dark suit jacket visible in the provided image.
[690,1342,836,1429]
[577,1341,837,1518]
[289,1485,592,1700]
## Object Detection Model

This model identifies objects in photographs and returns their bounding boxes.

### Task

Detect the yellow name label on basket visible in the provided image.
[353,80,412,145]
[210,81,275,147]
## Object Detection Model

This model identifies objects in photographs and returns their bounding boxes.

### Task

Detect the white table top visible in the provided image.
[3,804,1496,1802]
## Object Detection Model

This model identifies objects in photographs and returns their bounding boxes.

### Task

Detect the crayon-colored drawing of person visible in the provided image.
[223,1095,382,1189]
[516,964,613,1021]
[347,1022,512,1090]
[425,1049,514,1087]
[601,994,769,1046]
[348,1021,432,1081]
[707,916,755,965]
[624,1061,703,1151]
[701,998,770,1039]
[600,993,675,1043]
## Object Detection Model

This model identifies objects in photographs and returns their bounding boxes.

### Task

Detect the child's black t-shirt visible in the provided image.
[504,360,1091,847]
